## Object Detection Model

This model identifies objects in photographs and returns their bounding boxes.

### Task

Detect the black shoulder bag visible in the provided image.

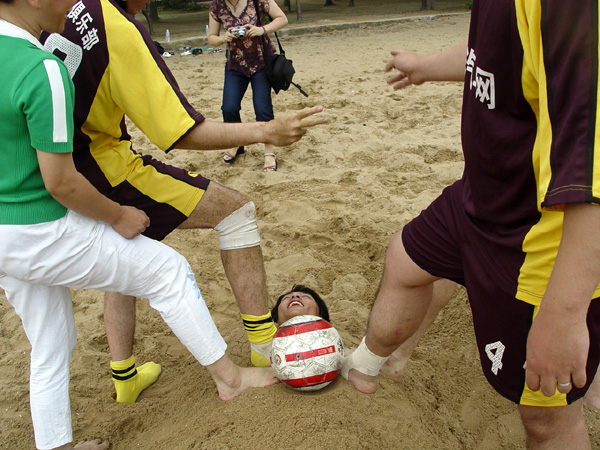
[253,0,308,97]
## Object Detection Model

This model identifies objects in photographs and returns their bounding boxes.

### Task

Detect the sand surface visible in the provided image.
[2,2,600,449]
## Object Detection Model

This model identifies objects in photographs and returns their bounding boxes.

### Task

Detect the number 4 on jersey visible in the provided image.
[485,341,505,375]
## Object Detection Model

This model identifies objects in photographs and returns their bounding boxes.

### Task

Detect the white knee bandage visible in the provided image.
[214,202,261,250]
[341,337,390,379]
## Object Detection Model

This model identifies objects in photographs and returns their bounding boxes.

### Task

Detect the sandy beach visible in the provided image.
[1,3,599,449]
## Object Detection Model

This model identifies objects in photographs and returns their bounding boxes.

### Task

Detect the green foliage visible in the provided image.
[465,0,472,9]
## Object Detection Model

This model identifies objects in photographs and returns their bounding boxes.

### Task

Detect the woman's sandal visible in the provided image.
[263,153,277,172]
[223,146,245,164]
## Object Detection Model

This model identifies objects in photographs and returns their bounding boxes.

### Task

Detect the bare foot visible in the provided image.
[263,153,277,172]
[223,146,244,163]
[53,438,110,450]
[583,375,600,410]
[346,368,378,394]
[341,349,378,394]
[206,355,279,401]
[381,278,457,383]
[380,346,412,382]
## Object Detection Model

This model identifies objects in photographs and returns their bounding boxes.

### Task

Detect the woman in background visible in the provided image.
[208,0,287,172]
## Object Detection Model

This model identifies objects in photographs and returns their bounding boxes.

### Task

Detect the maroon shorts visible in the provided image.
[105,153,210,241]
[402,179,600,405]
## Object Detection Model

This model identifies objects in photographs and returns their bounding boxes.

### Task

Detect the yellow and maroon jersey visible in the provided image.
[40,0,204,194]
[460,0,600,304]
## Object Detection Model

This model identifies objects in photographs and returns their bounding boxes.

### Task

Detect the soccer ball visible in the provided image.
[270,315,343,391]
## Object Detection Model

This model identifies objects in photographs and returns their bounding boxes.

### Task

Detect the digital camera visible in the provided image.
[231,26,246,38]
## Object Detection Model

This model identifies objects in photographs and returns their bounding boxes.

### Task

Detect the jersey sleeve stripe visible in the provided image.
[43,59,68,143]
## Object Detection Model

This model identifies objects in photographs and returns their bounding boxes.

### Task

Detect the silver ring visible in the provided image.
[557,382,571,387]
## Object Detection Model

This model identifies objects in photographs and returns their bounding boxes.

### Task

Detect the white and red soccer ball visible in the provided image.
[270,315,343,391]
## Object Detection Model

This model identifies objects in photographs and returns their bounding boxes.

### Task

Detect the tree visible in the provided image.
[283,0,302,20]
[348,0,354,5]
[148,2,159,21]
[141,3,156,35]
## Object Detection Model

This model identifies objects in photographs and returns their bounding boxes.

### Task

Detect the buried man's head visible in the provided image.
[271,285,330,326]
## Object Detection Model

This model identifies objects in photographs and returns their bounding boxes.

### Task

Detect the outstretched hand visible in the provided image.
[384,49,427,90]
[264,105,328,146]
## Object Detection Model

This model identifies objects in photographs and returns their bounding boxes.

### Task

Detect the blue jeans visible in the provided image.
[222,66,274,123]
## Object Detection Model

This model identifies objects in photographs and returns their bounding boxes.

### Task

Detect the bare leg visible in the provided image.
[104,292,161,404]
[180,182,274,365]
[346,231,440,394]
[104,292,136,361]
[221,246,269,315]
[205,354,279,401]
[583,364,600,409]
[519,400,591,449]
[179,182,270,316]
[381,278,457,381]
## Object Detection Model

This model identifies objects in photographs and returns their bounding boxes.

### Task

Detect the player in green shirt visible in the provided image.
[0,0,278,448]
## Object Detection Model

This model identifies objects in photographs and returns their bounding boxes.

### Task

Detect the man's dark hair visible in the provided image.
[271,284,330,323]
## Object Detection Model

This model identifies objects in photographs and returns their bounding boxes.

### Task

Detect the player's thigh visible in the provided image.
[384,230,442,289]
[401,181,467,285]
[180,181,250,230]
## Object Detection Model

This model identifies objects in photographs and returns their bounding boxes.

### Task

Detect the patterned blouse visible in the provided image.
[210,0,276,77]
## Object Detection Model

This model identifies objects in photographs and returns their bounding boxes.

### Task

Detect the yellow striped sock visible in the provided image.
[111,356,161,404]
[241,312,277,367]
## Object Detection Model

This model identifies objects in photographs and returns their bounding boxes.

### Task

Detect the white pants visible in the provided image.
[0,211,226,450]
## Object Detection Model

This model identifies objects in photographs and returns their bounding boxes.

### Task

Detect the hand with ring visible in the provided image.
[556,380,573,393]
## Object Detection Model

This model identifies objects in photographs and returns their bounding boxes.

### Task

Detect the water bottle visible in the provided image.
[205,25,209,38]
[165,29,170,43]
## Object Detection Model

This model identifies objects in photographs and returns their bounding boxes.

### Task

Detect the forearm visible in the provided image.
[386,41,467,90]
[264,15,287,33]
[207,16,228,47]
[174,120,267,150]
[421,41,468,83]
[48,171,123,224]
[524,202,600,394]
[37,151,123,225]
[541,203,600,317]
[208,34,227,46]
